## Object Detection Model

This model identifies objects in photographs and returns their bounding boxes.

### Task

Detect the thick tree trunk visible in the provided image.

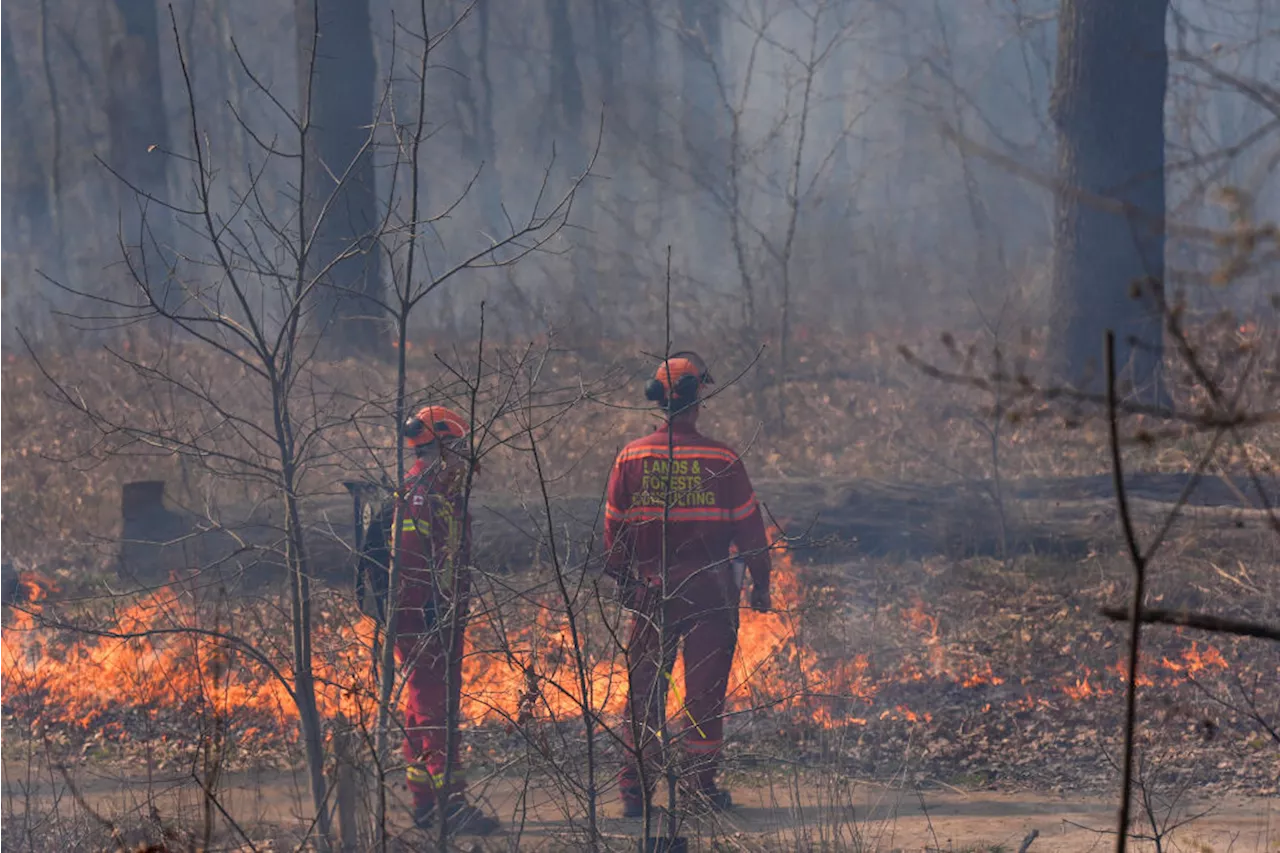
[102,0,173,308]
[35,0,64,260]
[3,9,53,284]
[1048,0,1168,398]
[296,0,387,358]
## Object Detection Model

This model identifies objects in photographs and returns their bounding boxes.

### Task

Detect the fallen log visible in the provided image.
[112,472,1277,587]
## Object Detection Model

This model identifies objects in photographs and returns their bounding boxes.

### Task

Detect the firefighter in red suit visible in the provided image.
[395,405,498,835]
[604,352,773,817]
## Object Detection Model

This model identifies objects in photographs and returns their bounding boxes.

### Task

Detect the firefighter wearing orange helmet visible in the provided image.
[604,352,772,817]
[393,405,498,835]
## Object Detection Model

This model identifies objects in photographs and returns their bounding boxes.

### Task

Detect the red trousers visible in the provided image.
[620,567,739,798]
[394,597,468,807]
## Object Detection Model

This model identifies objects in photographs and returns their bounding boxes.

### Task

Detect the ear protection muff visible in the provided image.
[403,416,426,440]
[645,359,707,408]
[670,373,701,402]
[404,418,463,441]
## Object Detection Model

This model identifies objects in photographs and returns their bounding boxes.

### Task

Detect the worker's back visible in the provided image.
[605,420,766,585]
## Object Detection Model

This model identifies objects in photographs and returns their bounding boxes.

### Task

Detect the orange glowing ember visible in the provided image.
[1063,668,1103,700]
[1160,642,1228,675]
[1109,657,1157,688]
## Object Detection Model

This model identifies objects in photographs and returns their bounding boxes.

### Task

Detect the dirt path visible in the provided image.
[5,760,1276,851]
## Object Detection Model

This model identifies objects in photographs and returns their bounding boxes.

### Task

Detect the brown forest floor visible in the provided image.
[3,323,1278,851]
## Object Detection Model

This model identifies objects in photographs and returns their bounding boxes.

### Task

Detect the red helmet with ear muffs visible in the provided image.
[644,351,715,408]
[403,405,470,448]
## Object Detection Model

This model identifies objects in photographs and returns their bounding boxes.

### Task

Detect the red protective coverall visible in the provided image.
[395,457,472,808]
[604,419,771,799]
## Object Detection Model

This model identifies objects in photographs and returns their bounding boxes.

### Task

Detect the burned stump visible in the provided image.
[116,480,286,584]
[118,480,200,579]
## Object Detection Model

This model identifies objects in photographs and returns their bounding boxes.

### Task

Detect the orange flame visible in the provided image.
[1063,668,1102,700]
[1109,657,1157,688]
[0,532,1244,746]
[459,529,880,729]
[1160,642,1228,675]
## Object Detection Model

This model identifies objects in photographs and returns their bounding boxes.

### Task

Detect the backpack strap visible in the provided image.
[356,496,396,623]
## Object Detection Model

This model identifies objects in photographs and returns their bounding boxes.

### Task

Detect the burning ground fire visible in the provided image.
[0,539,1247,759]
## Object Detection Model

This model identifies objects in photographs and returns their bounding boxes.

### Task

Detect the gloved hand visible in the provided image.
[749,582,771,613]
[610,572,643,609]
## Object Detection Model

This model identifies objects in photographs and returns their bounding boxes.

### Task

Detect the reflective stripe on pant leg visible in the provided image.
[407,764,462,791]
[683,737,723,755]
[681,736,724,792]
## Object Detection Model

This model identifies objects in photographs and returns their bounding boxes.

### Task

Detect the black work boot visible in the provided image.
[705,788,733,811]
[620,787,645,819]
[682,785,733,814]
[412,800,437,830]
[441,797,500,836]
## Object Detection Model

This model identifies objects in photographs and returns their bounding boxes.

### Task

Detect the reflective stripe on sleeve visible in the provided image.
[728,496,759,521]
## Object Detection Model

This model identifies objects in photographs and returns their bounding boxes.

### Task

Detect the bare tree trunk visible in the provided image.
[102,0,173,307]
[611,0,667,308]
[475,0,504,238]
[281,456,334,853]
[3,7,54,294]
[642,4,666,232]
[432,2,504,334]
[931,0,1007,293]
[35,0,64,258]
[1048,0,1168,399]
[296,0,387,358]
[592,0,616,108]
[589,0,618,313]
[774,10,822,434]
[546,0,595,322]
[213,4,253,194]
[677,0,726,291]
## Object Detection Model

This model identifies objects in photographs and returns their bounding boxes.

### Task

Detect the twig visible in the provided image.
[1018,828,1040,853]
[916,788,945,853]
[53,764,127,852]
[1100,606,1280,642]
[1107,330,1146,853]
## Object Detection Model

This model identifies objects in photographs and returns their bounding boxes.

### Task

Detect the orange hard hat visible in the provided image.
[645,350,714,405]
[403,405,469,448]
